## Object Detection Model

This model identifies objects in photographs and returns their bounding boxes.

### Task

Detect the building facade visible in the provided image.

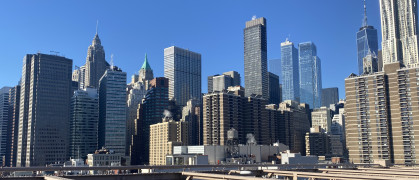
[357,1,378,74]
[244,17,269,99]
[268,72,281,104]
[208,71,241,93]
[311,106,332,133]
[6,85,20,167]
[164,46,201,106]
[281,39,300,102]
[0,87,11,166]
[380,0,419,68]
[84,33,109,88]
[17,53,72,167]
[98,66,127,155]
[321,87,339,107]
[70,88,99,160]
[299,42,322,109]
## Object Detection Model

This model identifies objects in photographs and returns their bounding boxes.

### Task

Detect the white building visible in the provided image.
[280,150,318,165]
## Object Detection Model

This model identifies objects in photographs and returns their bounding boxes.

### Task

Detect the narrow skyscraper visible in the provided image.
[98,66,127,155]
[299,42,322,109]
[84,32,110,88]
[0,87,11,166]
[281,39,299,102]
[244,17,269,99]
[380,0,419,67]
[6,85,20,167]
[164,46,201,106]
[357,0,378,74]
[17,53,72,167]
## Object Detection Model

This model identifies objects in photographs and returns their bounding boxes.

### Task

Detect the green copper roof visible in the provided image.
[141,53,152,70]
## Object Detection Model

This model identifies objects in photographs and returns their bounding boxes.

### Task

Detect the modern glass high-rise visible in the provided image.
[244,17,269,99]
[70,87,98,160]
[164,46,201,106]
[268,72,281,104]
[281,39,299,102]
[98,66,127,154]
[380,0,419,67]
[299,42,322,109]
[0,87,11,166]
[357,1,378,74]
[17,53,72,167]
[6,85,20,167]
[269,59,281,80]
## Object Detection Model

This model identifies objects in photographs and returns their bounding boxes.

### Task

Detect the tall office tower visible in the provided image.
[203,86,269,145]
[164,46,201,106]
[84,33,110,88]
[321,87,339,107]
[299,42,322,109]
[182,99,202,145]
[363,50,379,74]
[244,17,269,99]
[378,50,383,71]
[208,71,241,93]
[98,66,127,154]
[69,88,98,160]
[281,39,300,102]
[126,55,153,155]
[268,72,281,104]
[266,100,310,155]
[72,65,86,89]
[149,118,188,165]
[0,87,11,166]
[17,53,72,167]
[269,59,281,78]
[6,85,19,167]
[380,0,419,68]
[331,101,346,157]
[357,0,378,74]
[311,106,332,133]
[130,77,169,165]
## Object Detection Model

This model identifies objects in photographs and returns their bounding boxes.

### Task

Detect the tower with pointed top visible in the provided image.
[84,33,110,88]
[139,54,154,83]
[357,0,378,74]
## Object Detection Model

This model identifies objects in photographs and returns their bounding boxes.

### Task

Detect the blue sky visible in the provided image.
[0,0,382,99]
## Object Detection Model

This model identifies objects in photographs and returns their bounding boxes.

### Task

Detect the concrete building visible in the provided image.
[281,39,300,102]
[357,0,378,75]
[380,0,419,68]
[345,62,419,164]
[126,54,153,155]
[69,88,99,160]
[130,77,169,165]
[72,65,86,89]
[98,66,127,155]
[149,118,188,165]
[331,102,346,157]
[244,17,269,99]
[378,50,383,71]
[17,53,73,167]
[280,150,318,165]
[266,100,311,155]
[0,87,11,166]
[182,99,202,145]
[321,87,339,107]
[208,71,241,93]
[164,46,201,106]
[6,85,20,167]
[83,33,110,88]
[268,72,281,105]
[311,106,332,133]
[299,42,322,109]
[87,148,122,167]
[203,86,270,146]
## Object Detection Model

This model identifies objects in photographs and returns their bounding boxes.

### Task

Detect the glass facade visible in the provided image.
[281,40,299,102]
[357,26,378,74]
[244,17,269,99]
[299,42,322,109]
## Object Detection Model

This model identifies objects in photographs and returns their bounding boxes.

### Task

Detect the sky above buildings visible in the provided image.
[0,0,382,99]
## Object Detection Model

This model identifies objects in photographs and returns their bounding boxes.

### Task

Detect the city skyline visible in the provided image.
[0,1,384,99]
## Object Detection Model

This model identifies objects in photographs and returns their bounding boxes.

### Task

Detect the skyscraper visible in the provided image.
[269,58,281,79]
[380,0,419,67]
[299,42,322,109]
[69,88,99,160]
[208,71,241,93]
[357,0,378,74]
[84,33,110,88]
[268,72,281,104]
[321,87,339,107]
[0,87,11,166]
[6,85,20,167]
[164,46,201,106]
[244,17,269,99]
[17,53,72,167]
[98,66,127,155]
[281,39,299,102]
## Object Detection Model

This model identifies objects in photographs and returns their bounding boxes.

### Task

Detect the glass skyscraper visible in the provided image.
[281,39,299,102]
[244,17,269,99]
[299,42,322,109]
[357,10,378,75]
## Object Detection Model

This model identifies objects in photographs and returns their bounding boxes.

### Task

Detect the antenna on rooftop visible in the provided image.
[96,20,99,35]
[110,54,114,69]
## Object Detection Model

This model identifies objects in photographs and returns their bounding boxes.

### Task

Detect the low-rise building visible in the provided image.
[87,148,122,167]
[280,150,318,165]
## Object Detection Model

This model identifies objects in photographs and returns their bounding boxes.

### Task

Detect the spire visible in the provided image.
[141,53,152,70]
[92,21,101,46]
[96,20,99,35]
[363,0,368,27]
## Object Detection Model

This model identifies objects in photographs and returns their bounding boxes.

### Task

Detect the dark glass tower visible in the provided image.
[357,1,378,74]
[244,17,268,99]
